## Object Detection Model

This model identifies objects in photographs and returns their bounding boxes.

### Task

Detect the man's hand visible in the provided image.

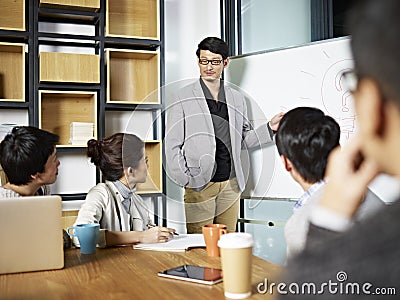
[320,137,379,219]
[269,112,285,131]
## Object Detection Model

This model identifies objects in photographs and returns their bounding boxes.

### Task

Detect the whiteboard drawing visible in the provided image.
[321,59,355,141]
[224,36,399,202]
[225,37,353,198]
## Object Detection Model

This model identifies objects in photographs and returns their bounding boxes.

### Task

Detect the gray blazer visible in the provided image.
[165,79,273,191]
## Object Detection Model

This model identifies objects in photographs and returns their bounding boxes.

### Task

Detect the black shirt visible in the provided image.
[199,78,233,182]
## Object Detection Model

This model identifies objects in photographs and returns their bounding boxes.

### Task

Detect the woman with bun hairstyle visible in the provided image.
[73,133,176,247]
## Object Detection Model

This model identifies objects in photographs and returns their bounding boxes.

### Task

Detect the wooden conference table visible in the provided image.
[0,247,282,300]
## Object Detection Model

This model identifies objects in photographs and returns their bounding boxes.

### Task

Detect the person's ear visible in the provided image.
[280,155,293,172]
[31,172,44,184]
[126,167,134,176]
[127,167,138,180]
[223,58,229,68]
[31,173,39,181]
[357,78,386,137]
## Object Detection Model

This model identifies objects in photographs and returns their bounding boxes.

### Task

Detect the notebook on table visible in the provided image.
[0,195,64,274]
[133,234,206,252]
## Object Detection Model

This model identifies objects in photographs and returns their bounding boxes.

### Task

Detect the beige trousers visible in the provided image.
[184,178,241,233]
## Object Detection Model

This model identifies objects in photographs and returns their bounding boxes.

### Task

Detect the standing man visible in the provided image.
[166,37,283,233]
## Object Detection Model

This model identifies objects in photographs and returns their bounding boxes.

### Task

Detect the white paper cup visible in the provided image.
[218,233,254,299]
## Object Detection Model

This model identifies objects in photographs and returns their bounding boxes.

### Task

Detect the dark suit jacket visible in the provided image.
[279,200,400,299]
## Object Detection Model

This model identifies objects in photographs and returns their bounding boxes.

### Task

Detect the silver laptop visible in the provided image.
[0,195,64,274]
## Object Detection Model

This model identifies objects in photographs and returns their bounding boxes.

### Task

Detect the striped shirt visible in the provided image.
[293,180,325,211]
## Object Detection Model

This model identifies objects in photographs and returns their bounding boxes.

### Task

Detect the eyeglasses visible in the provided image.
[198,58,224,66]
[342,70,358,93]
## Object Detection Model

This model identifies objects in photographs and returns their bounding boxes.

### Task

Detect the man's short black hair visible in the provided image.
[275,107,340,183]
[0,126,59,185]
[196,37,229,60]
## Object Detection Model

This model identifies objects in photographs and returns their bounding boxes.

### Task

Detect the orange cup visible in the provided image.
[202,224,228,257]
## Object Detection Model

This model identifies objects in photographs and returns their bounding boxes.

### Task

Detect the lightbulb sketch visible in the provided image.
[300,50,354,143]
[321,59,355,140]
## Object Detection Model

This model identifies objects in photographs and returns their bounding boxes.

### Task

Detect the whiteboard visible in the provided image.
[225,37,400,200]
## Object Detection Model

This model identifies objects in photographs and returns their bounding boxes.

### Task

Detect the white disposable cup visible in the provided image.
[218,233,254,299]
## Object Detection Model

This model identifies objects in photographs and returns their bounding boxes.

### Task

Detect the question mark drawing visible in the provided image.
[321,59,356,140]
[336,67,353,113]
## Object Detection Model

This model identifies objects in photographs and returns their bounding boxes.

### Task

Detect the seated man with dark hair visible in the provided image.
[275,107,384,258]
[0,126,60,197]
[0,126,71,248]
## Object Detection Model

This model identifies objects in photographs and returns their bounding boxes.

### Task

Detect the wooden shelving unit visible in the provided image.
[137,140,162,194]
[106,0,159,39]
[0,0,166,226]
[62,210,79,230]
[39,91,97,146]
[39,0,100,11]
[40,52,100,83]
[0,43,25,102]
[106,49,159,104]
[0,0,25,31]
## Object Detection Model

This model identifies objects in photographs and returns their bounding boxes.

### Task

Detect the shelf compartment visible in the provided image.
[51,152,96,194]
[0,0,25,31]
[39,90,97,146]
[0,42,25,102]
[40,52,100,83]
[0,110,29,131]
[106,49,159,104]
[137,140,162,194]
[62,210,79,230]
[106,0,159,40]
[104,110,155,138]
[39,0,100,11]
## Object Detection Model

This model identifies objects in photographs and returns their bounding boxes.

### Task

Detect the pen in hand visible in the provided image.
[147,223,179,236]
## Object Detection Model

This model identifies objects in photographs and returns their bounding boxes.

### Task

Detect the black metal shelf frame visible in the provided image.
[0,29,29,42]
[0,102,30,109]
[38,7,101,22]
